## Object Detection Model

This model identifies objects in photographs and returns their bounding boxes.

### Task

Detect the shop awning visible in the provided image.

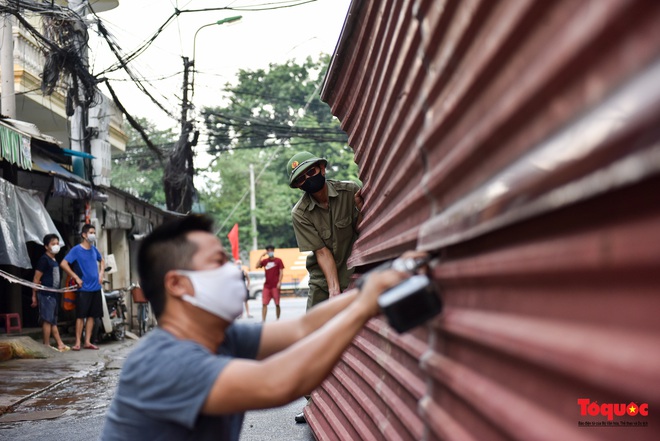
[53,178,108,202]
[0,118,61,145]
[104,206,133,230]
[31,152,108,202]
[0,118,65,172]
[32,151,89,185]
[0,121,31,171]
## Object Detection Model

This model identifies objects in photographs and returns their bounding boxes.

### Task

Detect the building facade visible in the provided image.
[0,9,175,333]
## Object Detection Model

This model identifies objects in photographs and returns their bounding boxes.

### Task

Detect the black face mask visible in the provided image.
[301,173,326,194]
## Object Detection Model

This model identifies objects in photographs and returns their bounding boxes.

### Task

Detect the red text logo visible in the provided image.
[578,398,649,421]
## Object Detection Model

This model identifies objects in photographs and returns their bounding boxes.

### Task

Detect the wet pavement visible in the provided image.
[0,334,134,423]
[0,298,316,440]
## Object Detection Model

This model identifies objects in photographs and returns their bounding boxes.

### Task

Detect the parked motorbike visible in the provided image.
[94,283,136,342]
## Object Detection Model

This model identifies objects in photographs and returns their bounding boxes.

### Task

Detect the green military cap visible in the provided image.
[286,151,327,188]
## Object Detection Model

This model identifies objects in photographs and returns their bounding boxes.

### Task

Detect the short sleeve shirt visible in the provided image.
[100,323,263,441]
[291,180,360,291]
[260,257,284,288]
[35,254,60,295]
[63,244,102,291]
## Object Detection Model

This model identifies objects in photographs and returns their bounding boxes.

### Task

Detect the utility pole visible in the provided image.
[68,0,88,179]
[180,56,193,133]
[164,17,242,214]
[250,164,257,250]
[1,12,17,185]
[1,13,16,120]
[164,56,197,213]
[0,12,20,324]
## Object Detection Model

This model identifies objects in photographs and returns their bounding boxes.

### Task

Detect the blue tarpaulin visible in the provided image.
[31,152,89,185]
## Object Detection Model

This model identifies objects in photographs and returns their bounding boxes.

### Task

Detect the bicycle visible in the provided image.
[131,285,155,337]
[137,301,151,336]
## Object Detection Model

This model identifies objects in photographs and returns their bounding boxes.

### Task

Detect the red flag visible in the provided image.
[227,223,239,261]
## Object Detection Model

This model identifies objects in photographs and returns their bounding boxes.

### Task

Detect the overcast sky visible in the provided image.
[89,0,352,132]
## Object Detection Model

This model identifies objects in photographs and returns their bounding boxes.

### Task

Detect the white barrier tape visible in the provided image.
[0,269,78,293]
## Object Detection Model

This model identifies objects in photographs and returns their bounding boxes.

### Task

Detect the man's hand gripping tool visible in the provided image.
[356,255,443,333]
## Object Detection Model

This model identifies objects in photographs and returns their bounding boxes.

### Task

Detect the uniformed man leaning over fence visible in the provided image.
[287,151,363,309]
[287,151,363,424]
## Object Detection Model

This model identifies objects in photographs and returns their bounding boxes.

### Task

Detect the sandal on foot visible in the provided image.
[83,344,99,350]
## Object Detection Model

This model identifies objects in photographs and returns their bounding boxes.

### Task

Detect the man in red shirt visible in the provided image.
[256,245,284,321]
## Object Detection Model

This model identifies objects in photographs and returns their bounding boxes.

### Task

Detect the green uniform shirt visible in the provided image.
[291,180,360,294]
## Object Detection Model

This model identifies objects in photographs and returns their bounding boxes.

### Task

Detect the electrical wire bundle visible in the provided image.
[1,0,99,110]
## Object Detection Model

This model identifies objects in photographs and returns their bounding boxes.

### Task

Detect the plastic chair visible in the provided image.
[0,313,22,334]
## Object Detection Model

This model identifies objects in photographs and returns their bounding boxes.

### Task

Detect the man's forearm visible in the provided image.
[258,297,372,401]
[315,247,341,295]
[203,268,408,415]
[300,289,358,335]
[270,269,408,400]
[256,290,358,360]
[60,261,76,279]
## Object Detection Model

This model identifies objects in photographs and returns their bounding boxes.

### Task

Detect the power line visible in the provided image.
[215,80,323,235]
[205,111,346,135]
[104,71,183,83]
[94,1,315,77]
[94,19,179,120]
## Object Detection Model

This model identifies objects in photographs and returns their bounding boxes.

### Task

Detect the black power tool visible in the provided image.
[356,256,442,333]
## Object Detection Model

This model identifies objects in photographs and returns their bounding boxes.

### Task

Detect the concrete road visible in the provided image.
[240,297,316,440]
[0,336,133,440]
[242,295,308,323]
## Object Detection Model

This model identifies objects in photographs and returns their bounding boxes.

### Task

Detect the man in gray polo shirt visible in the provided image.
[100,214,408,441]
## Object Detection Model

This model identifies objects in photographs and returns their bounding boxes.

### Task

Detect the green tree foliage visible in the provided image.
[201,55,359,254]
[111,118,177,206]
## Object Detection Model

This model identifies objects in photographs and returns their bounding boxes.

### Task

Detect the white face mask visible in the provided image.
[87,233,96,243]
[50,244,61,254]
[178,263,247,322]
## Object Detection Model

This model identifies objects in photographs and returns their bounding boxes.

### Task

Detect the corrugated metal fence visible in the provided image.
[311,0,660,439]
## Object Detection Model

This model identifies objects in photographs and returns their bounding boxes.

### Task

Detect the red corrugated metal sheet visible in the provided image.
[309,319,429,440]
[312,0,660,439]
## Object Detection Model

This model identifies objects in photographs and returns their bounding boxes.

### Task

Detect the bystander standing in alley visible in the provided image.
[31,233,70,352]
[256,245,284,321]
[60,224,105,351]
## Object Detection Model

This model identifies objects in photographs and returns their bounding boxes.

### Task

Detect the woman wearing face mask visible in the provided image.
[32,234,69,352]
[100,214,413,441]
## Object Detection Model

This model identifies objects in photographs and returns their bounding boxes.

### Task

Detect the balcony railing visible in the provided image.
[13,26,45,78]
